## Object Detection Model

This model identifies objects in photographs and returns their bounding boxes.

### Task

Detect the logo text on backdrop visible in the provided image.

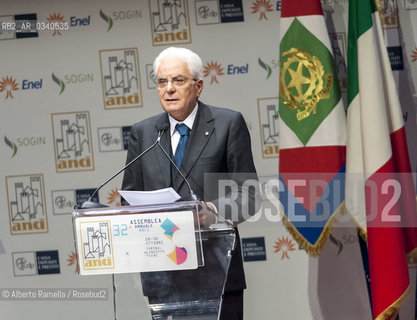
[51,111,94,173]
[6,174,48,235]
[99,48,142,110]
[149,0,191,46]
[257,97,279,158]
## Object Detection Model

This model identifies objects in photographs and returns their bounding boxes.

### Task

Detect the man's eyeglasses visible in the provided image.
[155,76,196,88]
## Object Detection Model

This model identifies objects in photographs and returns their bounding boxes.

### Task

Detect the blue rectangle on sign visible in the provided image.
[387,46,403,70]
[76,188,98,208]
[122,126,131,150]
[242,237,266,262]
[15,13,38,38]
[219,0,244,23]
[36,250,60,275]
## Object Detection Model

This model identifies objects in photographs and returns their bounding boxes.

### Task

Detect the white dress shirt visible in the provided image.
[168,103,198,154]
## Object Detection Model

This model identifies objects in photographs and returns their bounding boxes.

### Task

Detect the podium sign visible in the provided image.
[74,210,198,275]
[73,201,236,319]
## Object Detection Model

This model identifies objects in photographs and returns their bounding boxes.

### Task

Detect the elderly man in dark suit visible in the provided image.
[122,47,259,320]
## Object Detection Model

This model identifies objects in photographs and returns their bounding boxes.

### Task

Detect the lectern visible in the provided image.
[72,201,236,320]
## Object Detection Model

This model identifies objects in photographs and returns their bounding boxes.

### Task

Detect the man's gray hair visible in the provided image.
[153,47,203,80]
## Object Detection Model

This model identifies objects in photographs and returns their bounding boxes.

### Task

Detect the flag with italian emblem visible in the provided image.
[278,0,346,256]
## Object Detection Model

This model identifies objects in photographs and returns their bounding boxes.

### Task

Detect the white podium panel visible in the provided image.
[74,210,198,275]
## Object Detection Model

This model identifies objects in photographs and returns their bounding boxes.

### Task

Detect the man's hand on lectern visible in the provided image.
[197,202,218,227]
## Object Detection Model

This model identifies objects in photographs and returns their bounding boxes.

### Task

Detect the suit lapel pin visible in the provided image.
[205,131,210,136]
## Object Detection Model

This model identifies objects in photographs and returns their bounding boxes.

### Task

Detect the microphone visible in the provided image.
[157,136,198,202]
[78,129,165,209]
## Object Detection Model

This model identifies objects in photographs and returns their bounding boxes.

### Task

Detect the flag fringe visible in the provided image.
[407,247,417,264]
[374,285,410,320]
[408,196,417,263]
[349,211,368,242]
[279,201,346,257]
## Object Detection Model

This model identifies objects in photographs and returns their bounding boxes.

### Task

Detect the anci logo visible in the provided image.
[149,0,191,46]
[98,126,131,152]
[257,97,279,158]
[203,60,249,84]
[0,76,42,100]
[6,174,48,235]
[329,33,347,91]
[251,0,274,20]
[99,48,142,109]
[194,0,244,25]
[51,188,98,215]
[79,221,114,270]
[99,8,142,32]
[51,111,94,172]
[378,0,398,29]
[52,72,94,95]
[146,63,157,89]
[13,250,60,276]
[4,135,47,158]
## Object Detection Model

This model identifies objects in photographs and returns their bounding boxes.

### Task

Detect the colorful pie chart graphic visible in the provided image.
[167,246,188,265]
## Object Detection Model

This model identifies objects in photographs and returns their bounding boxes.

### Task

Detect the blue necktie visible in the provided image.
[174,123,190,167]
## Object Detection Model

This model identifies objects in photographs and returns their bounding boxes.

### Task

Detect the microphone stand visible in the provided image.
[78,131,164,209]
[157,139,198,202]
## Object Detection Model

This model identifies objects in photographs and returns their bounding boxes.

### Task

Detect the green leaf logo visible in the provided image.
[4,136,17,158]
[329,234,343,255]
[258,57,272,79]
[52,73,65,95]
[100,9,113,32]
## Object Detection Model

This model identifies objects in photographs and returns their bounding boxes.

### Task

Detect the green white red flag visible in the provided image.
[346,0,417,318]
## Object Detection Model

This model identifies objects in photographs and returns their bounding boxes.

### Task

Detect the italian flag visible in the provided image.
[279,0,346,256]
[346,0,417,318]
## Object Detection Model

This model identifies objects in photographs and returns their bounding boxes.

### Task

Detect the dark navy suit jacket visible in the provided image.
[122,101,259,293]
